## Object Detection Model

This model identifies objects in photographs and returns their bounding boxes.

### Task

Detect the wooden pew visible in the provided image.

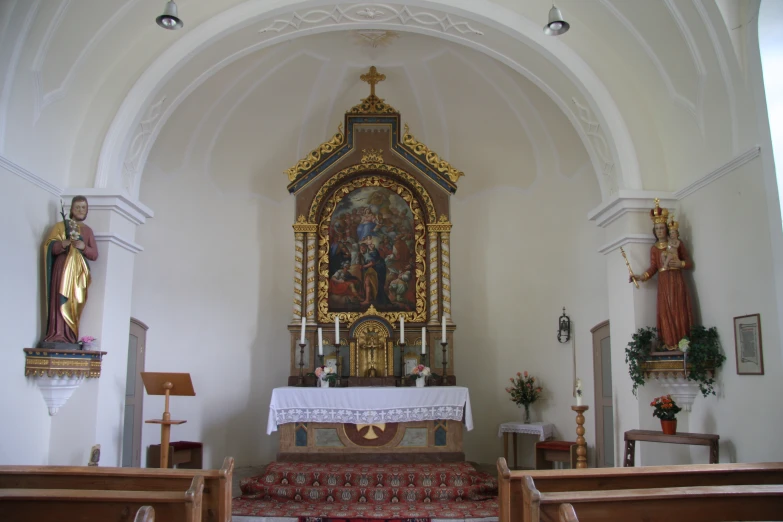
[135,506,155,522]
[558,504,577,522]
[0,456,233,522]
[0,475,202,522]
[523,475,783,522]
[497,457,783,522]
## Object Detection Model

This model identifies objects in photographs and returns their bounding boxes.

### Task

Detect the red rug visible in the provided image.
[234,462,498,519]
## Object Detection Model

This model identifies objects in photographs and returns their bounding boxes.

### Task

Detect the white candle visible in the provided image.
[421,327,426,355]
[400,316,405,342]
[441,315,447,342]
[318,328,323,356]
[335,316,340,344]
[576,394,583,406]
[300,316,306,344]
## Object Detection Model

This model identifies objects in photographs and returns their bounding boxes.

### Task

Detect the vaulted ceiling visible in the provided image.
[0,0,757,202]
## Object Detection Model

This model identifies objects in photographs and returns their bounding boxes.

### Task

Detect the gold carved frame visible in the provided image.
[311,164,432,324]
[349,319,395,377]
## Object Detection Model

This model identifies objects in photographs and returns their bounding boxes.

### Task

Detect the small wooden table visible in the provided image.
[623,429,719,466]
[498,422,555,470]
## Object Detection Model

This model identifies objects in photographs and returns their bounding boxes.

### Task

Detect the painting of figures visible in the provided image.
[328,186,417,312]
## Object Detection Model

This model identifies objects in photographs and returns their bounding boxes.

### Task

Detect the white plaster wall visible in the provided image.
[132,31,605,466]
[676,159,783,463]
[0,162,56,464]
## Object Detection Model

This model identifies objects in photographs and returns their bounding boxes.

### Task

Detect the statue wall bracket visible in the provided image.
[23,348,107,415]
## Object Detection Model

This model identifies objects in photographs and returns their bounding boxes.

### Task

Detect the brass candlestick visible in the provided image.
[297,342,306,387]
[440,341,449,386]
[334,341,342,387]
[398,340,407,386]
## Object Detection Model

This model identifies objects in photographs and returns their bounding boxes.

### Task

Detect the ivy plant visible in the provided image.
[625,326,726,397]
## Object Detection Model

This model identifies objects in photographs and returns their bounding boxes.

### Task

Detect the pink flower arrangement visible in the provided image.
[78,336,97,348]
[412,364,431,378]
[505,371,543,407]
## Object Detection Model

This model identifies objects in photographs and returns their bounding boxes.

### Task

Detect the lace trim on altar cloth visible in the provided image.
[274,405,465,425]
[496,422,554,441]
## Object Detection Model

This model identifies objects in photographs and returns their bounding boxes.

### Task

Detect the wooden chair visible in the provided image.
[147,441,204,469]
[497,457,783,522]
[0,475,203,522]
[535,440,577,469]
[0,456,233,522]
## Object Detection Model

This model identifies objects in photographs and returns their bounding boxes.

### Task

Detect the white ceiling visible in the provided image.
[0,0,756,201]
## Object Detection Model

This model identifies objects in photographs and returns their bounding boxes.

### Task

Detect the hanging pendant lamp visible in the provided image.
[543,5,569,36]
[156,0,183,30]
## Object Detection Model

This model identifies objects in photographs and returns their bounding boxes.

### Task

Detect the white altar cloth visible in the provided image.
[497,421,554,441]
[267,386,473,434]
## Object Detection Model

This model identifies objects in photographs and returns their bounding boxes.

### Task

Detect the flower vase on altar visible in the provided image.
[321,379,330,388]
[523,404,531,424]
[412,364,431,388]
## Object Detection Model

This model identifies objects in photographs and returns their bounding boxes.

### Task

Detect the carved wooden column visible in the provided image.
[305,231,317,322]
[436,216,453,323]
[428,230,439,324]
[291,230,304,322]
[292,216,317,323]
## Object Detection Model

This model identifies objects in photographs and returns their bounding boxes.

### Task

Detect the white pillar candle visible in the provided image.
[335,316,340,344]
[421,327,426,355]
[318,327,323,356]
[400,316,405,342]
[441,315,447,342]
[576,395,583,406]
[300,316,306,344]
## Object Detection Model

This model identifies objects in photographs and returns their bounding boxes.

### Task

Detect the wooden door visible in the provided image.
[122,318,147,467]
[591,320,614,467]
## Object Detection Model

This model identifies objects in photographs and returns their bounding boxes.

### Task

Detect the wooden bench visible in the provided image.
[0,456,233,522]
[523,475,783,522]
[497,457,783,522]
[535,440,577,469]
[558,504,577,522]
[136,506,155,522]
[0,475,203,522]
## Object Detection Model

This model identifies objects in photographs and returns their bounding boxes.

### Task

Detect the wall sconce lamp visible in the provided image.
[558,307,571,343]
[543,5,570,36]
[156,1,183,30]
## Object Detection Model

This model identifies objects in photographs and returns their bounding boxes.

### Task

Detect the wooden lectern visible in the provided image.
[141,372,195,468]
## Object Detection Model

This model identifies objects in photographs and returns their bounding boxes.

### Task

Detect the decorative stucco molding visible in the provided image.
[259,5,484,36]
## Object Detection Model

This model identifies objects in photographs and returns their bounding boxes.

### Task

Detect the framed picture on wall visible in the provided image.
[734,314,764,375]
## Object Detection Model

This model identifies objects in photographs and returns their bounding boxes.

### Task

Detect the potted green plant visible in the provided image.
[625,325,726,397]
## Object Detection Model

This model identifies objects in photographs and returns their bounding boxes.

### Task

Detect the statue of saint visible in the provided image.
[42,196,99,346]
[629,200,694,349]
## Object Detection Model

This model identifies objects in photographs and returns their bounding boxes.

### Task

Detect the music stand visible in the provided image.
[141,372,195,468]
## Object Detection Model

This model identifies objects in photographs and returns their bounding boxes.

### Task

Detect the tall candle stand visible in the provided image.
[297,342,306,387]
[333,340,342,387]
[398,340,407,386]
[440,341,449,386]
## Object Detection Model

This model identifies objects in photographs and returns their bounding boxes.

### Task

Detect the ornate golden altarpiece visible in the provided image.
[286,67,461,387]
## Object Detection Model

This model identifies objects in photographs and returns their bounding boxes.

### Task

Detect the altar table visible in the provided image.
[268,386,473,462]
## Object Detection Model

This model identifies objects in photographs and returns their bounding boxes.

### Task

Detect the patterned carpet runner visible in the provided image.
[234,462,499,519]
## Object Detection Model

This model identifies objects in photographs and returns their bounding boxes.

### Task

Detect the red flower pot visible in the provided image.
[661,419,677,435]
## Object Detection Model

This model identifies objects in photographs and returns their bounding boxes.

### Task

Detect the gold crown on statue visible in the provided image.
[650,198,669,225]
[668,213,679,231]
